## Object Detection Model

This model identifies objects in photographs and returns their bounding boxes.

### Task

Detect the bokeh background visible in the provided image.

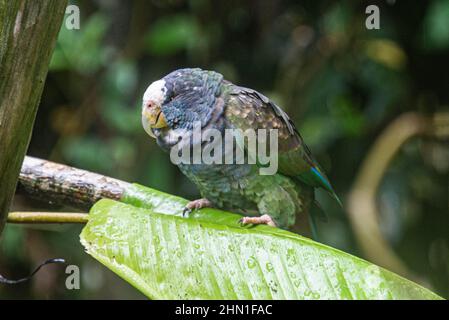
[1,0,448,299]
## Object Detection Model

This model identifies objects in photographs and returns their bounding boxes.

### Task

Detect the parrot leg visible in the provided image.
[183,198,212,217]
[239,214,277,227]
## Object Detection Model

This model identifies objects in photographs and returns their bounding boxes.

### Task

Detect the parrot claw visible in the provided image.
[238,214,277,227]
[182,198,212,217]
[182,207,192,217]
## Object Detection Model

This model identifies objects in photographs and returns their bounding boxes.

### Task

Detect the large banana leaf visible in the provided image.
[80,184,442,300]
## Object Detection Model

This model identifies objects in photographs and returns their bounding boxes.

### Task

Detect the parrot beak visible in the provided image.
[142,116,156,138]
[142,102,168,129]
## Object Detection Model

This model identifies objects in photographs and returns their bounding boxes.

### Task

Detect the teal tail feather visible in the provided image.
[299,166,342,207]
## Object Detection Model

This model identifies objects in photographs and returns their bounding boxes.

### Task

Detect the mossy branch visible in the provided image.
[18,156,130,210]
[11,156,133,224]
[0,1,68,236]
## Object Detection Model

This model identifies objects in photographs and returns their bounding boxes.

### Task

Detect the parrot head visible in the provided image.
[141,78,169,137]
[141,68,224,141]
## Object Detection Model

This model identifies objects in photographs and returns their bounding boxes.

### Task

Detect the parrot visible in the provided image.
[141,68,340,230]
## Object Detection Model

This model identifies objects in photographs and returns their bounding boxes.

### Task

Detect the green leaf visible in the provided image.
[80,184,442,299]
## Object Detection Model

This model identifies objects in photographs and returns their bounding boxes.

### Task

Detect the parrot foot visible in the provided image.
[183,198,212,217]
[239,214,277,227]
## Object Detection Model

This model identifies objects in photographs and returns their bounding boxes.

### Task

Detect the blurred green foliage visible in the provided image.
[1,0,448,299]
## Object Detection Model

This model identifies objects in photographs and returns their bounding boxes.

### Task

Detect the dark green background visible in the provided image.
[1,0,448,299]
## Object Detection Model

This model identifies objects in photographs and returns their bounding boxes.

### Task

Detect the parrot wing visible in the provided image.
[224,85,341,205]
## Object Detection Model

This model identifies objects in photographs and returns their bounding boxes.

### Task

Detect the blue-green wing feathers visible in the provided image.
[225,85,341,205]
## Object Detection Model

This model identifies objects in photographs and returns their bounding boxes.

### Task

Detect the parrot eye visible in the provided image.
[145,101,155,109]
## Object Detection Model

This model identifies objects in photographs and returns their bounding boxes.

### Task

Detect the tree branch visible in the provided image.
[0,0,67,236]
[347,112,449,279]
[18,156,130,210]
[7,211,88,224]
